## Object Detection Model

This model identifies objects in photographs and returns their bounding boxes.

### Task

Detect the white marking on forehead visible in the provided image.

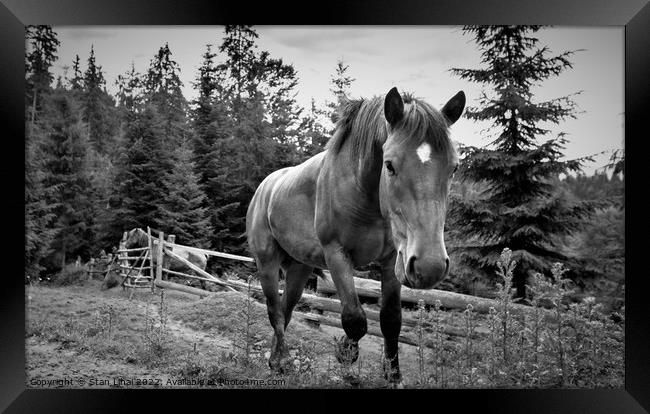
[416,143,432,163]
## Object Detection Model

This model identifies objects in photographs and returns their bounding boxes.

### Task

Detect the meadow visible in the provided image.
[26,249,624,389]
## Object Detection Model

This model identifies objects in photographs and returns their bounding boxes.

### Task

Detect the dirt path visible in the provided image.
[26,280,446,388]
[26,338,171,388]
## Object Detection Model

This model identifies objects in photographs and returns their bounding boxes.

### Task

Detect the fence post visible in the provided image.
[167,234,176,244]
[156,230,164,287]
[118,240,127,276]
[148,227,154,293]
[87,258,95,280]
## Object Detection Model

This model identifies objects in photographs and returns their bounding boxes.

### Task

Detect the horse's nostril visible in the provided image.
[445,257,450,274]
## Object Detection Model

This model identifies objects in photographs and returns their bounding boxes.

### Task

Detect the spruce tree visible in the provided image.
[25,25,60,127]
[25,25,60,278]
[326,59,355,126]
[90,64,145,249]
[70,54,83,91]
[210,25,292,255]
[25,120,57,280]
[158,142,213,248]
[300,98,329,156]
[218,25,259,113]
[82,45,118,154]
[116,63,145,118]
[449,26,596,299]
[107,104,172,242]
[144,43,189,151]
[39,91,95,270]
[191,44,230,193]
[191,45,233,250]
[259,52,303,168]
[192,45,219,140]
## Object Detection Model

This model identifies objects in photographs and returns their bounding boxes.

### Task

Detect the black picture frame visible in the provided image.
[3,0,647,412]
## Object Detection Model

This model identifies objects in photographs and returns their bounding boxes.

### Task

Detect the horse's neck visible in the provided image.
[348,137,384,205]
[328,145,384,223]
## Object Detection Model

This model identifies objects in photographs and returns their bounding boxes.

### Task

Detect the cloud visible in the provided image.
[396,70,429,83]
[60,28,116,41]
[264,27,372,50]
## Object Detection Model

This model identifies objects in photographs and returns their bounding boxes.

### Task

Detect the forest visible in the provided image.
[25,25,624,311]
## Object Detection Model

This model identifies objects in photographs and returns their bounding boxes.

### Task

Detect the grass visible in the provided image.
[404,249,624,388]
[26,250,624,389]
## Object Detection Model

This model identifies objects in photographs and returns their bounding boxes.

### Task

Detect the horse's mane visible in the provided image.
[133,228,149,247]
[325,93,453,178]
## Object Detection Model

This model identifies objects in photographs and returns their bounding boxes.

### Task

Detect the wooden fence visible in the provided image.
[100,227,552,347]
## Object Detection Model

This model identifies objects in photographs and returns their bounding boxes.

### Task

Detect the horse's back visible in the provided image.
[246,166,292,262]
[247,152,327,268]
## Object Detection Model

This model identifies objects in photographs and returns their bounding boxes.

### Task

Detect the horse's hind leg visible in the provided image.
[281,262,313,329]
[254,242,290,372]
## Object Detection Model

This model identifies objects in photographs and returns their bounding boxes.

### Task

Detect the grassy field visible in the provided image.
[26,278,427,388]
[26,254,624,389]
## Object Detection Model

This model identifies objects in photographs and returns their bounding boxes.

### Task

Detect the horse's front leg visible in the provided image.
[380,254,403,385]
[322,243,367,364]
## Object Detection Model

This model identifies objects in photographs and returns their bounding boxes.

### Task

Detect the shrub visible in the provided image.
[50,264,87,286]
[408,247,624,389]
[101,270,123,290]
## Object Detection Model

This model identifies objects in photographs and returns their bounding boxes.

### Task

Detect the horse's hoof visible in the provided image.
[268,356,284,373]
[269,358,293,374]
[268,351,293,374]
[335,336,359,364]
[387,381,404,389]
[383,367,402,384]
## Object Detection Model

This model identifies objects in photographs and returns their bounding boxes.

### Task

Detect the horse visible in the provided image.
[246,87,465,384]
[120,228,210,289]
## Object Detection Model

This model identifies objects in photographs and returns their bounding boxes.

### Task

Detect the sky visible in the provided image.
[49,26,624,176]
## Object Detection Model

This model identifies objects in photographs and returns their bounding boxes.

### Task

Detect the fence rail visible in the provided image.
[316,271,554,321]
[96,227,548,346]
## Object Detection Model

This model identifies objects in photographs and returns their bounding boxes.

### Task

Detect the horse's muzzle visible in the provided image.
[404,255,449,289]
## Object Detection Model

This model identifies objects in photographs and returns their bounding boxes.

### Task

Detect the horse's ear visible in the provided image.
[441,91,466,125]
[384,87,404,126]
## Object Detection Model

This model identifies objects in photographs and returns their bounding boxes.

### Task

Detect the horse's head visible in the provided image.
[379,87,465,289]
[123,228,146,249]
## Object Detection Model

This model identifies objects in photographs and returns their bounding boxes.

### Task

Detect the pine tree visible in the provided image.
[70,54,83,91]
[191,44,230,190]
[190,45,233,250]
[25,25,60,279]
[158,142,213,248]
[449,26,596,299]
[209,25,289,255]
[300,98,329,156]
[107,104,173,240]
[209,137,251,254]
[82,45,117,154]
[144,43,189,151]
[326,59,355,126]
[192,45,219,139]
[39,91,95,270]
[25,25,60,128]
[25,120,57,281]
[261,53,304,168]
[116,63,145,117]
[218,25,259,112]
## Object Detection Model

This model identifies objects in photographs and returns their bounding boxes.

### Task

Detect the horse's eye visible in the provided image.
[385,161,396,176]
[452,165,458,176]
